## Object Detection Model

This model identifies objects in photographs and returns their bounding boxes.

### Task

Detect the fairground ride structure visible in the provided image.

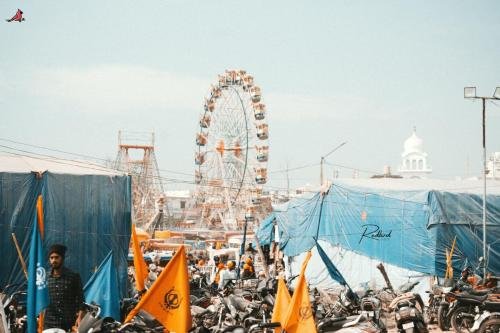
[114,131,170,231]
[194,70,272,231]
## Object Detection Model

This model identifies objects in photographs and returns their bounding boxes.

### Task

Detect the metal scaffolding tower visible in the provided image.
[113,131,168,229]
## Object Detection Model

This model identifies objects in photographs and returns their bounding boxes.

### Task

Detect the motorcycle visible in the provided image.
[77,302,122,333]
[331,287,359,318]
[190,270,212,299]
[317,313,381,333]
[421,282,452,329]
[448,291,490,332]
[471,310,500,333]
[437,276,479,331]
[1,284,27,333]
[359,290,386,332]
[389,292,428,333]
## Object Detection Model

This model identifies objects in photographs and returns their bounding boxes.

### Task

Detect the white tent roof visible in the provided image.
[335,177,500,195]
[0,155,126,176]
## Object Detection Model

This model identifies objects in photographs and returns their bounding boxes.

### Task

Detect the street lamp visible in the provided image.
[320,141,347,186]
[464,86,500,278]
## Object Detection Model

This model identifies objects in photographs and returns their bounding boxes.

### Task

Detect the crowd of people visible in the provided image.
[125,241,287,301]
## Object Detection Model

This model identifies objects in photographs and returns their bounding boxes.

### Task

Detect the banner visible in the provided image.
[282,251,316,333]
[131,224,148,293]
[27,196,49,333]
[125,245,191,333]
[271,277,291,332]
[84,251,120,320]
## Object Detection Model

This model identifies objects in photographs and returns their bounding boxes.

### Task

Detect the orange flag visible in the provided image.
[131,224,148,293]
[282,251,316,333]
[125,245,192,333]
[271,277,291,332]
[36,195,44,238]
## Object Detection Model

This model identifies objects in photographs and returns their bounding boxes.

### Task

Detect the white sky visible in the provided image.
[1,1,500,191]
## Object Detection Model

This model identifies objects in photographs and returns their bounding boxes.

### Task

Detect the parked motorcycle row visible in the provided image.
[0,284,28,333]
[2,268,499,332]
[425,275,500,333]
[180,266,432,333]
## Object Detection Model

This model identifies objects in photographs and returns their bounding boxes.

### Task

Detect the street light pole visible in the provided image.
[320,156,325,186]
[481,97,487,279]
[320,141,347,186]
[464,86,500,278]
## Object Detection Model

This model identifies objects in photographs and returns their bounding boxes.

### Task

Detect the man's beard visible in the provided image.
[51,262,62,269]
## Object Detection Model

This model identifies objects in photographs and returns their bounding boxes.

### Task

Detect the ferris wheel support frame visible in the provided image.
[217,151,236,228]
[229,85,250,204]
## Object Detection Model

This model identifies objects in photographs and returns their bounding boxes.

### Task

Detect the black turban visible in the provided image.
[48,244,67,258]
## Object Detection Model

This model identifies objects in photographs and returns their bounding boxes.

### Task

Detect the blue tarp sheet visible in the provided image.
[257,182,500,276]
[0,171,131,296]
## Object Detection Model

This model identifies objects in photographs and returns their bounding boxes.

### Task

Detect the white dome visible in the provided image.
[403,130,423,154]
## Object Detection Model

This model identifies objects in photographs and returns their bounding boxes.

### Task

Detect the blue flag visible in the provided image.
[315,240,347,285]
[84,251,120,320]
[27,213,49,333]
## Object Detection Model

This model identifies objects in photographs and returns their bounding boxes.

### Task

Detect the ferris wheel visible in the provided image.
[194,70,269,230]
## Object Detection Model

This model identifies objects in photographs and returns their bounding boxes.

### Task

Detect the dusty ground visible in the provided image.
[383,314,451,332]
[427,324,451,332]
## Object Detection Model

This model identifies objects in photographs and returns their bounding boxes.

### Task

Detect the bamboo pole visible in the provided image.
[448,236,457,278]
[254,235,270,279]
[11,233,28,279]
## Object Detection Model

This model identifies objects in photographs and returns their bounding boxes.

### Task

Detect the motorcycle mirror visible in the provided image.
[477,257,485,270]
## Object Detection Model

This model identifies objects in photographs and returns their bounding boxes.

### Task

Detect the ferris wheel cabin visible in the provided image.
[253,103,266,120]
[255,167,268,184]
[256,146,269,162]
[257,124,269,140]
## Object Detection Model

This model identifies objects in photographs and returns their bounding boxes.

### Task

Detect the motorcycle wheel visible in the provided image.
[416,320,429,333]
[478,317,500,333]
[451,306,475,333]
[437,304,450,331]
[423,305,434,324]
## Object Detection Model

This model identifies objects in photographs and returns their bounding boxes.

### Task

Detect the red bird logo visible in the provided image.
[6,9,25,22]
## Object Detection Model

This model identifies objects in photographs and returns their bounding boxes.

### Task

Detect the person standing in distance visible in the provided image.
[44,244,85,331]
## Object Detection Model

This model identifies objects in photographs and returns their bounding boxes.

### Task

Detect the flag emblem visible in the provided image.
[163,287,181,311]
[36,264,47,289]
[299,303,312,320]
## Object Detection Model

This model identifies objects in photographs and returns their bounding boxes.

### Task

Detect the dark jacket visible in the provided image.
[44,267,84,330]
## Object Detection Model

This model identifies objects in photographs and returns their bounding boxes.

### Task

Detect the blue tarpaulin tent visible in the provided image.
[0,156,132,297]
[257,179,500,276]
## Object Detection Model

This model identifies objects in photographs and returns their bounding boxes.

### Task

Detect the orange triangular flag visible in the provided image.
[282,251,316,333]
[131,224,148,293]
[271,277,291,332]
[36,195,44,239]
[299,251,312,275]
[125,245,192,333]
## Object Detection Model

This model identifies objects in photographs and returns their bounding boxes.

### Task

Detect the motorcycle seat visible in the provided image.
[455,293,488,303]
[317,315,361,331]
[431,285,444,295]
[484,301,500,312]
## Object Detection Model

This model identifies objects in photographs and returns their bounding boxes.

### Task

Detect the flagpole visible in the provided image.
[11,233,28,279]
[238,217,249,279]
[254,235,270,279]
[315,193,327,241]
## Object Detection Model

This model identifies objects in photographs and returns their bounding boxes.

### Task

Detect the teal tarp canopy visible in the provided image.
[0,169,131,296]
[257,180,500,276]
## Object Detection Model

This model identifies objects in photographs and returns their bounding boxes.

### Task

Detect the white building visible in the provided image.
[487,152,500,179]
[398,128,432,178]
[164,190,192,219]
